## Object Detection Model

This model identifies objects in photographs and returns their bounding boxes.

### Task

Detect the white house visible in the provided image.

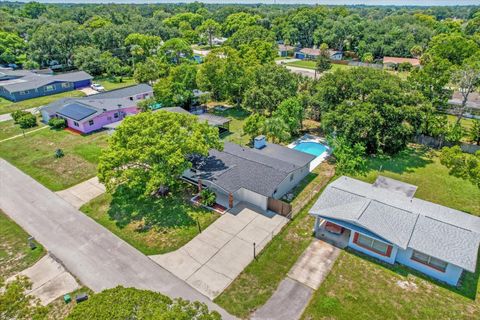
[183,136,315,213]
[310,176,480,286]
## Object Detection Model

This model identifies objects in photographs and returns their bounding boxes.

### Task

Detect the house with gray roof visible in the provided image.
[0,69,92,102]
[183,136,315,213]
[310,176,480,285]
[40,84,153,134]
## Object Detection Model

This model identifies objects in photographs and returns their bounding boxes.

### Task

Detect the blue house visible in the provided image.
[0,69,92,102]
[310,176,480,286]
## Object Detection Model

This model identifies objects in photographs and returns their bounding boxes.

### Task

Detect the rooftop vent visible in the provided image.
[254,135,266,150]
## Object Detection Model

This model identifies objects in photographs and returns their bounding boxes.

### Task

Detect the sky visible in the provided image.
[18,0,480,6]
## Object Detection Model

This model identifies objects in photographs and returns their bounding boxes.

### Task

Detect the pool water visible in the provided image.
[293,142,327,157]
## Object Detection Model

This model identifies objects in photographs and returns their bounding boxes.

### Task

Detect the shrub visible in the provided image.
[11,110,30,123]
[200,189,216,207]
[48,117,66,129]
[54,149,64,158]
[17,113,37,129]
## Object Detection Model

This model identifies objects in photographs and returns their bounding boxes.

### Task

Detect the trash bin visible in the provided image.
[75,293,88,303]
[63,294,71,304]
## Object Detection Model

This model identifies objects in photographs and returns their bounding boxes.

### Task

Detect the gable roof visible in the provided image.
[190,142,315,197]
[310,176,480,272]
[42,84,153,122]
[0,71,93,93]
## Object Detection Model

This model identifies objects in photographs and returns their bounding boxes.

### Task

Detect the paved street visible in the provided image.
[151,203,288,299]
[0,159,234,319]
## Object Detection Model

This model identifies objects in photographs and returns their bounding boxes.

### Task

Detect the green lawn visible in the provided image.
[302,250,479,320]
[285,60,352,72]
[0,119,45,141]
[213,106,251,146]
[0,90,86,115]
[95,77,136,91]
[214,162,335,318]
[351,145,480,216]
[0,128,109,191]
[301,146,480,319]
[0,210,45,279]
[80,186,220,255]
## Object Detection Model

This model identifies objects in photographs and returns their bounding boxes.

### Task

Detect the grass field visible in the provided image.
[285,60,352,72]
[213,106,251,146]
[0,128,109,191]
[301,145,480,319]
[0,90,86,115]
[0,119,45,141]
[214,162,335,318]
[352,145,480,216]
[301,250,479,320]
[80,187,220,255]
[0,210,45,279]
[95,77,136,91]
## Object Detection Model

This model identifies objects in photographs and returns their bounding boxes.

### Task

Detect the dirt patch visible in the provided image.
[396,280,418,291]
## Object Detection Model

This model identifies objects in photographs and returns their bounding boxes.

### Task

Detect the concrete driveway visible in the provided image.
[56,177,105,208]
[151,203,288,299]
[0,159,234,319]
[8,255,79,305]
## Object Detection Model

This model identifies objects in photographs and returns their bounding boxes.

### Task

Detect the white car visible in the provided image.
[91,83,105,92]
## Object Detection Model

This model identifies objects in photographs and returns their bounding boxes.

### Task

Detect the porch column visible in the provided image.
[228,193,233,208]
[314,216,320,235]
[197,179,202,193]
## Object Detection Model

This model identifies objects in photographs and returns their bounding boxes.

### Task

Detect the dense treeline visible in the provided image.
[1,2,479,69]
[1,2,479,179]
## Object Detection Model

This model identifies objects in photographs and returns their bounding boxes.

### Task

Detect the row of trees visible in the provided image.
[1,2,479,68]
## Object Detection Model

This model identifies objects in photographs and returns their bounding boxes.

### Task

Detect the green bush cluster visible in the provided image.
[48,117,66,129]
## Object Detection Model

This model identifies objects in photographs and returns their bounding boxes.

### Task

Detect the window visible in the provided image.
[88,120,94,126]
[290,174,294,182]
[73,121,79,127]
[45,85,54,92]
[353,233,391,257]
[114,112,119,119]
[61,83,70,88]
[19,90,28,95]
[411,250,447,272]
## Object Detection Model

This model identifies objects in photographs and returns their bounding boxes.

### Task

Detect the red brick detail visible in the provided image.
[228,193,233,208]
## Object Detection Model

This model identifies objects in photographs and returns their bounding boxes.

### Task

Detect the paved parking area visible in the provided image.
[9,255,79,305]
[56,177,105,208]
[150,203,288,299]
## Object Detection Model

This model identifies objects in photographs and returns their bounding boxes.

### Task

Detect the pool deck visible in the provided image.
[288,134,331,171]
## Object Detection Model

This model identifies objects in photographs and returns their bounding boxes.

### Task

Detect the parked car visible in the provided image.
[91,83,105,92]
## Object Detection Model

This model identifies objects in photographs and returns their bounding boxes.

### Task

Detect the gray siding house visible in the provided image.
[310,176,480,286]
[0,69,92,102]
[183,137,315,212]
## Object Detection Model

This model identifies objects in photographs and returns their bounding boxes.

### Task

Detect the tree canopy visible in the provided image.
[98,111,222,197]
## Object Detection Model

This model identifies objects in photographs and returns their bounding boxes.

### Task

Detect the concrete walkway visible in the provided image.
[252,239,340,320]
[56,177,105,208]
[0,107,39,122]
[151,203,288,299]
[8,254,80,305]
[0,159,235,319]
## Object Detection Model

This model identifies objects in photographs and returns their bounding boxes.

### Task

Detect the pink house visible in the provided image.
[40,84,153,134]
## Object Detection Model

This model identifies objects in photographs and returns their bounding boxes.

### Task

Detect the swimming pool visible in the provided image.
[293,141,328,157]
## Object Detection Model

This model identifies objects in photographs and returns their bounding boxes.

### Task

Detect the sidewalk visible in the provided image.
[56,177,105,208]
[252,239,340,320]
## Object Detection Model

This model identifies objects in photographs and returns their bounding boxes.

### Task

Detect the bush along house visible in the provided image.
[310,176,480,286]
[40,84,153,134]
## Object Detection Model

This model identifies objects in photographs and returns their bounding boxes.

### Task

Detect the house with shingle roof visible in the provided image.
[310,176,480,285]
[0,69,92,102]
[183,138,315,213]
[294,48,343,61]
[40,84,153,134]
